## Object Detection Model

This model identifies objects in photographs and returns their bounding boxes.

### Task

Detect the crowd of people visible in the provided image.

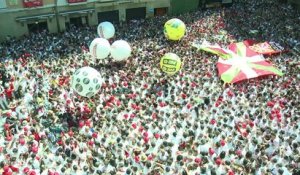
[0,0,299,174]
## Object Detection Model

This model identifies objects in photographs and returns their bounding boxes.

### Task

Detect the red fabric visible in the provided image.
[19,138,25,145]
[83,106,91,114]
[152,113,157,120]
[147,155,153,161]
[122,81,128,87]
[227,90,234,97]
[116,100,121,106]
[131,123,137,129]
[23,0,43,8]
[79,121,84,128]
[29,170,36,175]
[191,82,197,87]
[123,114,129,119]
[244,40,285,55]
[57,139,63,145]
[228,170,235,175]
[154,133,160,139]
[2,171,12,175]
[23,167,30,173]
[125,151,129,158]
[3,166,9,172]
[157,91,162,97]
[220,140,226,146]
[6,136,12,141]
[241,123,247,128]
[210,119,216,125]
[138,126,144,133]
[32,146,38,153]
[159,102,166,107]
[9,166,19,172]
[267,101,275,108]
[88,140,94,146]
[134,155,140,163]
[215,157,222,165]
[9,83,14,90]
[143,132,148,138]
[58,78,65,86]
[143,84,148,89]
[143,137,149,143]
[68,0,86,3]
[229,42,259,57]
[252,67,281,79]
[92,132,98,138]
[248,121,254,127]
[217,63,231,76]
[33,133,40,141]
[24,53,32,57]
[85,120,91,127]
[209,148,215,156]
[194,158,202,164]
[130,114,135,119]
[214,41,283,83]
[4,123,10,130]
[242,131,248,137]
[231,71,248,84]
[5,88,13,98]
[187,103,192,109]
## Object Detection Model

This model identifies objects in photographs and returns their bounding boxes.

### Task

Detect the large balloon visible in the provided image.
[71,67,103,98]
[160,53,182,75]
[164,18,186,41]
[110,40,131,61]
[97,21,115,39]
[89,38,110,59]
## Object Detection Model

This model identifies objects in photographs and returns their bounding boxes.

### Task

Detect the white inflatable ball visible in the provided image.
[89,38,111,59]
[71,67,103,98]
[110,40,132,61]
[97,21,115,39]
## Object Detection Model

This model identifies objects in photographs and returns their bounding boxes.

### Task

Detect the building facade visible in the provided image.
[0,0,170,41]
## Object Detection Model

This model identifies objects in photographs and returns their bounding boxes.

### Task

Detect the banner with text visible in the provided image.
[23,0,43,8]
[8,0,18,6]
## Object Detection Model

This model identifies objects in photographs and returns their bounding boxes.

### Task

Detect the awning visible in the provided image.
[16,13,55,22]
[59,9,94,16]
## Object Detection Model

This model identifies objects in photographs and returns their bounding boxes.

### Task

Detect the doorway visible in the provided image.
[70,17,82,27]
[126,7,146,21]
[27,21,48,33]
[154,7,168,16]
[98,10,119,23]
[69,16,88,27]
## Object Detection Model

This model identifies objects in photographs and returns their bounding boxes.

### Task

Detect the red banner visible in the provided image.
[23,0,43,8]
[68,0,87,3]
[243,40,286,55]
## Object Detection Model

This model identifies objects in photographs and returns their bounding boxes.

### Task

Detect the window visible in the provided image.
[0,0,7,8]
